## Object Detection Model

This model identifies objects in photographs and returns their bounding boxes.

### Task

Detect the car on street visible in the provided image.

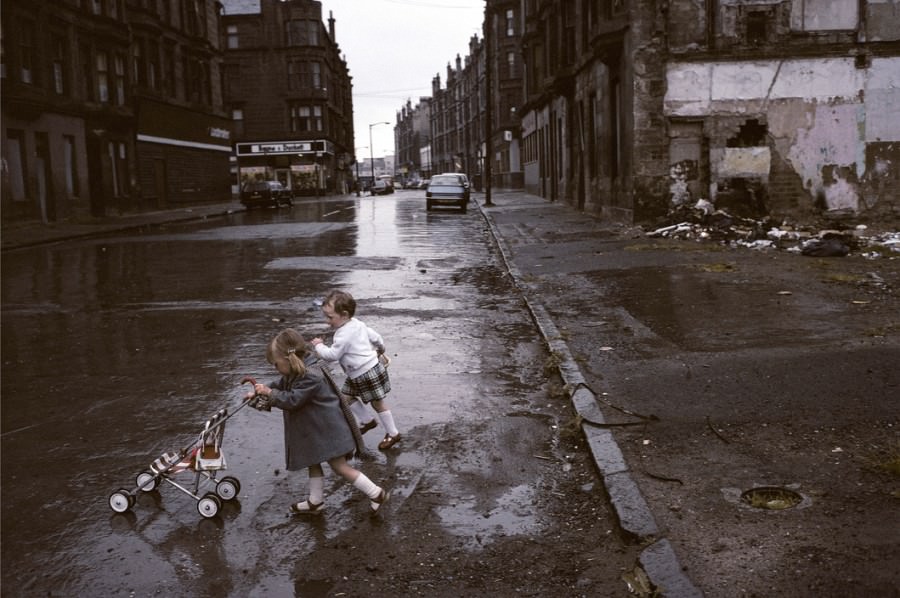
[439,172,470,202]
[426,174,468,213]
[370,179,394,195]
[240,180,293,209]
[417,178,430,189]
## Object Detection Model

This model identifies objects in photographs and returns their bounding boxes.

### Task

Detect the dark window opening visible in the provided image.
[727,119,768,147]
[747,12,768,45]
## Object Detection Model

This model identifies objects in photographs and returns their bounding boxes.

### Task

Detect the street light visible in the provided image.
[369,121,390,194]
[354,146,368,197]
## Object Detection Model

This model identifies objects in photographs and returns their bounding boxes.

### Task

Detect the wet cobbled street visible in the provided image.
[1,192,636,597]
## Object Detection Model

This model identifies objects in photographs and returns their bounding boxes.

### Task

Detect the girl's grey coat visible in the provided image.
[267,355,355,470]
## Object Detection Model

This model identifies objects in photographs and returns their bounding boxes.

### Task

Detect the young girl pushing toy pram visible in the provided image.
[246,327,389,515]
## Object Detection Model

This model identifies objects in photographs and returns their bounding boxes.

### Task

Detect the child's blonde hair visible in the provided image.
[266,328,310,377]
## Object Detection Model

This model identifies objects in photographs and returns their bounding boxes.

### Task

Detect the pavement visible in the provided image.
[0,201,246,251]
[2,190,702,594]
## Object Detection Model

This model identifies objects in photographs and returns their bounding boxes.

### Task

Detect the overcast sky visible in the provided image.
[317,0,485,158]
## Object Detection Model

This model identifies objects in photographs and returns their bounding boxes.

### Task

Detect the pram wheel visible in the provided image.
[197,493,221,518]
[215,476,241,501]
[109,488,135,513]
[136,471,158,492]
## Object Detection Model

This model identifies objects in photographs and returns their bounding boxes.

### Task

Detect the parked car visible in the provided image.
[426,174,468,213]
[417,178,431,190]
[240,180,293,208]
[370,179,394,195]
[439,172,470,202]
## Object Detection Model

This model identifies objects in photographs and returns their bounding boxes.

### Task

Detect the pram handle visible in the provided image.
[241,376,271,411]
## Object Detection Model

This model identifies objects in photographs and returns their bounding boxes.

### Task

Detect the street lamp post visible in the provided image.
[369,121,390,194]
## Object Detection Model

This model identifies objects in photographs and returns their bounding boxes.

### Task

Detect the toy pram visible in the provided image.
[108,390,260,519]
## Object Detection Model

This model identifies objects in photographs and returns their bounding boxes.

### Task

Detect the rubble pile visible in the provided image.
[646,201,900,259]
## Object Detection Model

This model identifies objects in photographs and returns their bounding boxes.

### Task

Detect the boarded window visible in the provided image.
[791,0,858,31]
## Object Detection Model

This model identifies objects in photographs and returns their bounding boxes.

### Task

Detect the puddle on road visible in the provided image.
[372,296,461,311]
[266,255,403,271]
[436,484,540,548]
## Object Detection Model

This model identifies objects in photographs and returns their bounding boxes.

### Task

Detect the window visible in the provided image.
[96,51,109,103]
[92,0,102,16]
[64,135,79,197]
[52,35,67,95]
[147,40,159,89]
[747,12,768,45]
[507,51,516,78]
[133,40,143,86]
[227,25,239,49]
[792,0,858,30]
[114,54,126,105]
[5,129,27,202]
[19,20,35,84]
[506,9,515,36]
[285,20,319,46]
[185,0,203,36]
[290,104,323,132]
[232,108,243,120]
[288,60,322,90]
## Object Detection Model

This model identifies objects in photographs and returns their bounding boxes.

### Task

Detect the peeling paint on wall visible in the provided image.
[664,56,900,218]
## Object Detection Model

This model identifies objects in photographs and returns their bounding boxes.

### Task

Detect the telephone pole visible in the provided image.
[483,0,494,206]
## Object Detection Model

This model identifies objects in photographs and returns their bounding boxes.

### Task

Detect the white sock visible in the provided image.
[377,410,399,436]
[352,473,382,500]
[308,475,324,504]
[349,399,374,424]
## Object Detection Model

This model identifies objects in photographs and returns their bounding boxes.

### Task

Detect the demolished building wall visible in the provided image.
[660,0,900,227]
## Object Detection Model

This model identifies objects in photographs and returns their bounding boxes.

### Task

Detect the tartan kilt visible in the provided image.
[343,361,391,403]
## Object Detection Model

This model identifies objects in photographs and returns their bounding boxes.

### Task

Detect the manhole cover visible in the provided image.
[740,486,803,510]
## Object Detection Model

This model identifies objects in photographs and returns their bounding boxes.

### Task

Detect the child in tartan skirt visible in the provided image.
[312,290,402,450]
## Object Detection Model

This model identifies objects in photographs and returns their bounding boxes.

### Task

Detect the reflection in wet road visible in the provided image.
[1,193,565,595]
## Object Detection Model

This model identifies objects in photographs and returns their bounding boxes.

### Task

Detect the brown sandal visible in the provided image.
[290,500,324,515]
[378,433,402,450]
[370,489,390,513]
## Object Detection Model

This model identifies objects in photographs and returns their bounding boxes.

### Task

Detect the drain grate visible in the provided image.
[740,486,803,510]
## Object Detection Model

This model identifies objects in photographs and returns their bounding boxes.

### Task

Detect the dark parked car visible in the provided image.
[240,180,293,208]
[426,174,468,213]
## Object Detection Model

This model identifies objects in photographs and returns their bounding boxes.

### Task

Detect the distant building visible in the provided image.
[395,97,432,184]
[1,0,232,224]
[421,4,524,192]
[220,0,355,196]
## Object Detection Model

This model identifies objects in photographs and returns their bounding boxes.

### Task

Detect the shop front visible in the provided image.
[235,139,334,197]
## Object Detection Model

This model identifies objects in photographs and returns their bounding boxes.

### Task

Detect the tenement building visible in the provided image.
[1,0,232,223]
[519,0,900,224]
[220,0,355,196]
[426,13,524,192]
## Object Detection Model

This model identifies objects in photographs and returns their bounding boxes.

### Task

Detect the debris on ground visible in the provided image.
[645,200,900,258]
